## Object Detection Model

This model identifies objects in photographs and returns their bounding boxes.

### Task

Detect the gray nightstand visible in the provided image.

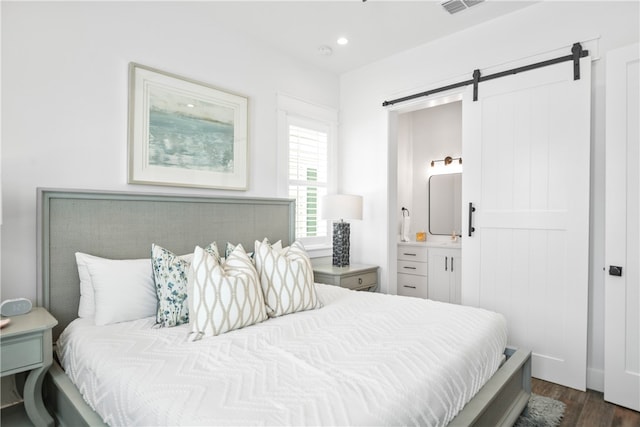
[1,307,58,427]
[313,264,379,291]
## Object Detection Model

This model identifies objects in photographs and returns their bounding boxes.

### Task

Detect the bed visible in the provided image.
[38,188,531,427]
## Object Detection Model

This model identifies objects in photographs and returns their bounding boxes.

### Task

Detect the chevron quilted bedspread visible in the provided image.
[57,283,507,427]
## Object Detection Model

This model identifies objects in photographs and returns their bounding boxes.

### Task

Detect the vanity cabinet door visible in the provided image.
[427,248,461,304]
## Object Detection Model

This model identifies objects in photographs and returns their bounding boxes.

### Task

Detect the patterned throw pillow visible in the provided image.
[254,239,321,317]
[224,242,255,261]
[151,243,220,328]
[188,243,267,340]
[203,242,221,262]
[151,244,191,327]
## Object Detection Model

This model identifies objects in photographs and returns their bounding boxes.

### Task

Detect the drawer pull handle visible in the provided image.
[403,285,417,289]
[403,253,417,256]
[358,278,363,284]
[403,266,417,270]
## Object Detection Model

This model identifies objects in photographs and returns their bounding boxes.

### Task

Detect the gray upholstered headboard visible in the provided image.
[37,188,295,339]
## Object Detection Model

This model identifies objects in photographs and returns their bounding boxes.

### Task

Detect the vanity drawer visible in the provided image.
[397,273,428,299]
[398,246,428,261]
[397,260,428,276]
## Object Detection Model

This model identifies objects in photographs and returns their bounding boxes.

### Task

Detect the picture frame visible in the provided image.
[128,63,248,190]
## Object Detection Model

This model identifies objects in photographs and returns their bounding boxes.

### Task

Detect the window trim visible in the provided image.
[277,93,337,251]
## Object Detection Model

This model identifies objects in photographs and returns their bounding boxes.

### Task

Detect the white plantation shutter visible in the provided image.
[277,93,337,248]
[288,123,328,240]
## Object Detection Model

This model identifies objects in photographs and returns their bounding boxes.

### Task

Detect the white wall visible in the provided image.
[396,113,413,237]
[340,1,639,391]
[1,2,339,301]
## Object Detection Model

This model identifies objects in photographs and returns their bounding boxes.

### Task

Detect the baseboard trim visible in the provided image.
[587,367,604,392]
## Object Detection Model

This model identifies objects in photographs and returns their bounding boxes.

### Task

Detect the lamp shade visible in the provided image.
[321,194,363,221]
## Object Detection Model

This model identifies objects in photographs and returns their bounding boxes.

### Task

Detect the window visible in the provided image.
[288,122,328,240]
[277,94,337,248]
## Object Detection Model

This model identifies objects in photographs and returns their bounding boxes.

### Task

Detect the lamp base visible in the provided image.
[332,222,350,267]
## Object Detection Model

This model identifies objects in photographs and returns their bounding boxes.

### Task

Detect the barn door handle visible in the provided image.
[468,202,476,237]
[609,266,623,277]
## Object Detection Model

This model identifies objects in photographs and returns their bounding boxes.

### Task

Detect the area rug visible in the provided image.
[514,393,566,427]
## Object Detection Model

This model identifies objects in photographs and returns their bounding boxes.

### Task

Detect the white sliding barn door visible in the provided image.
[604,43,640,411]
[462,56,591,390]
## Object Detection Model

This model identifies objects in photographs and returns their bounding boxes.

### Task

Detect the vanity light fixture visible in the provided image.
[431,156,462,167]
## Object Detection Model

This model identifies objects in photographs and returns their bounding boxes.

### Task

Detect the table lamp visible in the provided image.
[321,194,363,267]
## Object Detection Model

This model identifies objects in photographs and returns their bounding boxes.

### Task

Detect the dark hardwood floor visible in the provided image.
[532,378,640,427]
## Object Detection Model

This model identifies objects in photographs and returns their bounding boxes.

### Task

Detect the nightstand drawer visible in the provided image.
[314,273,339,286]
[397,273,428,299]
[398,260,427,276]
[1,333,43,374]
[340,271,377,290]
[313,264,378,292]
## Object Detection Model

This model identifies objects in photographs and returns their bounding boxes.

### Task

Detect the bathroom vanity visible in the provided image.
[397,241,461,304]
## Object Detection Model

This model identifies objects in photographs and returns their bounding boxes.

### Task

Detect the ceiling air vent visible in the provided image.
[441,0,485,15]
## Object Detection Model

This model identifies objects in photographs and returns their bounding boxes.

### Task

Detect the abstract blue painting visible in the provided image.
[148,87,235,173]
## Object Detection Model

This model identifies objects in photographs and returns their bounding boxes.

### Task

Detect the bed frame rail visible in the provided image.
[45,348,531,427]
[44,363,107,427]
[449,347,532,427]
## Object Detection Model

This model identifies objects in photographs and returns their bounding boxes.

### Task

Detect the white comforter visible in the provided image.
[57,284,507,427]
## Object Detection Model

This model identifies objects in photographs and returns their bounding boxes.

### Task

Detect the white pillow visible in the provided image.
[75,253,157,325]
[75,252,99,318]
[254,239,321,317]
[189,243,267,340]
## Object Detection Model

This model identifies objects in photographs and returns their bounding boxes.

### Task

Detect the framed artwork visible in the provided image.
[128,63,248,190]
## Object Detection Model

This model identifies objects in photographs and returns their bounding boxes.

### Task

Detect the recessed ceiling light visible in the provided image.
[337,37,349,46]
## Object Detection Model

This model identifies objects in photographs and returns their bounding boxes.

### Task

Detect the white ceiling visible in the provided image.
[207,1,538,74]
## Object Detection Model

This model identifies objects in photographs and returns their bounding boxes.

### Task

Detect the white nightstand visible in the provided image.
[313,264,379,291]
[1,307,58,427]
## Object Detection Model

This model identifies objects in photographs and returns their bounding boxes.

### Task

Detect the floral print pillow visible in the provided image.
[151,244,191,327]
[151,243,220,327]
[225,242,254,261]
